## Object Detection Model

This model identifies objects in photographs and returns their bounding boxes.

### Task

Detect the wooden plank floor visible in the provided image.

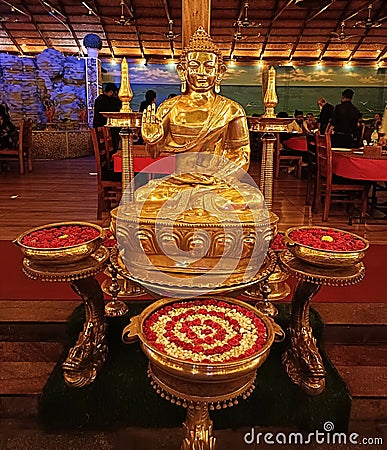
[1,156,386,243]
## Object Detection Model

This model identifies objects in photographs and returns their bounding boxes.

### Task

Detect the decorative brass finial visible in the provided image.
[118,58,133,113]
[262,66,278,118]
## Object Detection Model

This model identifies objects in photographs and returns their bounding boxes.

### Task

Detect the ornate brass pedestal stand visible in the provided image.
[279,250,365,395]
[148,365,255,450]
[22,247,110,387]
[244,68,290,314]
[101,57,145,316]
[123,296,284,450]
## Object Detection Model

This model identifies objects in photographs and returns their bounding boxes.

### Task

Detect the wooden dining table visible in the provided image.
[332,150,387,182]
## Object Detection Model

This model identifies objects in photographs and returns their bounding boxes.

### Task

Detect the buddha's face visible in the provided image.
[186,52,218,92]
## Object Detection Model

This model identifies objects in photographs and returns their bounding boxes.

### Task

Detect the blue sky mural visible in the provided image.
[101,59,386,117]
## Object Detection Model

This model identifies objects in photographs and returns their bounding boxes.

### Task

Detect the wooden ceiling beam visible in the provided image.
[348,1,386,62]
[90,0,116,57]
[288,7,318,61]
[42,0,84,55]
[127,0,146,58]
[162,0,174,57]
[19,0,51,49]
[0,21,23,54]
[258,0,281,60]
[319,0,352,61]
[182,0,210,47]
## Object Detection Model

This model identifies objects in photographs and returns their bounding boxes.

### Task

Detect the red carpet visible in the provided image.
[0,240,386,302]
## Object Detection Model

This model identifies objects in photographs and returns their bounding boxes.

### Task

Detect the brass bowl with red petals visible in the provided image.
[284,226,369,268]
[14,222,104,265]
[122,296,284,401]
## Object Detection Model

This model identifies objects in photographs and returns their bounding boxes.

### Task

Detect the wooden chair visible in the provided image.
[0,119,32,174]
[91,127,122,219]
[361,124,374,145]
[278,154,303,178]
[314,132,369,224]
[102,126,115,168]
[305,135,317,206]
[276,136,307,178]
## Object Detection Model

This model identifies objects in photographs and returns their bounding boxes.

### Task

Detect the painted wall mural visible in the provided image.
[102,59,387,119]
[0,48,385,128]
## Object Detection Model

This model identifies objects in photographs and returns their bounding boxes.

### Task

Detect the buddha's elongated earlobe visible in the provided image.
[214,64,226,94]
[181,80,187,93]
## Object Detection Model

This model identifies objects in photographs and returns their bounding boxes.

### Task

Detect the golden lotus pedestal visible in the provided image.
[123,296,284,450]
[22,247,110,387]
[109,244,278,300]
[279,250,365,395]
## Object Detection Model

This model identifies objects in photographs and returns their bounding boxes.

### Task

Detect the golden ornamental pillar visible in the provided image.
[262,67,278,119]
[260,66,279,210]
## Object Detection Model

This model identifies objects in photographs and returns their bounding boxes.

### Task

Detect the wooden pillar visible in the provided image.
[182,0,211,47]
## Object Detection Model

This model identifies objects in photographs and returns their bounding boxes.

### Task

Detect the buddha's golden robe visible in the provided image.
[134,95,265,220]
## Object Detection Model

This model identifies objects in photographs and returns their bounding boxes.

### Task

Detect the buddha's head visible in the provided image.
[177,27,226,94]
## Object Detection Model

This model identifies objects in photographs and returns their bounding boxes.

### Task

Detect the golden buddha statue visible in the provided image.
[135,27,264,218]
[111,28,276,295]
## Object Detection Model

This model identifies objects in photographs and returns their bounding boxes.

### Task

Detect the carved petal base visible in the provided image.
[254,300,278,317]
[101,273,146,299]
[105,300,129,317]
[282,328,326,395]
[62,321,108,388]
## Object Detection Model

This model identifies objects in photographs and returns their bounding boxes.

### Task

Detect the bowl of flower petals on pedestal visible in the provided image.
[123,296,283,450]
[284,226,369,268]
[14,222,104,265]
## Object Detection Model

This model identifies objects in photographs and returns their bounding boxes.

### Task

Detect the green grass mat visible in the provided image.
[39,303,350,432]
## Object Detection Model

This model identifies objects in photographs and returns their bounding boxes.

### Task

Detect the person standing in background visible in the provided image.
[93,83,122,151]
[139,90,156,113]
[327,89,361,148]
[316,97,334,134]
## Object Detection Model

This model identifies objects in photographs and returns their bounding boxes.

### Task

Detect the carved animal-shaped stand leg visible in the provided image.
[62,277,108,387]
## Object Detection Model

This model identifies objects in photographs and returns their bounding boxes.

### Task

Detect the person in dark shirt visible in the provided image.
[0,104,18,173]
[139,90,156,113]
[327,89,361,148]
[0,105,18,150]
[137,90,157,144]
[93,83,122,151]
[317,97,334,134]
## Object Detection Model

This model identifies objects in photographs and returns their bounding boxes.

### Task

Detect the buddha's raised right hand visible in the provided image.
[141,103,164,144]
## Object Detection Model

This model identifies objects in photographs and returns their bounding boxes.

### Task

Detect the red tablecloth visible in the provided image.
[113,153,175,174]
[282,136,308,152]
[332,152,387,181]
